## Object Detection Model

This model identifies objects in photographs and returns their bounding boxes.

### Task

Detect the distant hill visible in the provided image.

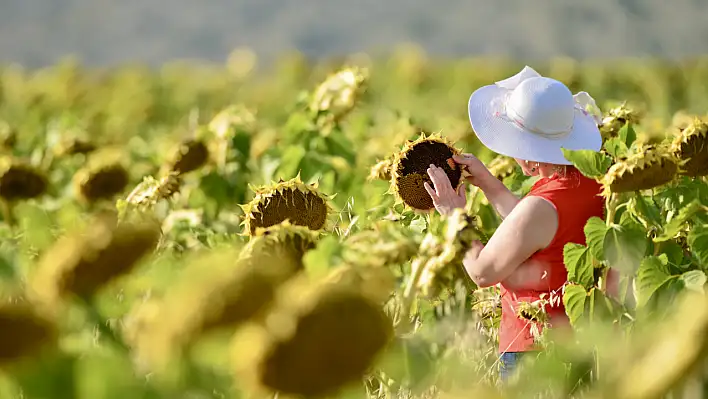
[2,0,708,67]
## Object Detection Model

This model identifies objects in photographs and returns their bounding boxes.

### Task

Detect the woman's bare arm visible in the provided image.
[501,258,554,291]
[475,173,521,219]
[462,196,558,288]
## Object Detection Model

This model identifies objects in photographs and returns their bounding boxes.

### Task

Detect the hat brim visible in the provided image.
[467,84,602,165]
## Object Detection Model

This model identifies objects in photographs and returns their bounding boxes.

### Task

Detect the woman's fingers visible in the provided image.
[452,154,478,166]
[427,164,453,194]
[423,182,438,203]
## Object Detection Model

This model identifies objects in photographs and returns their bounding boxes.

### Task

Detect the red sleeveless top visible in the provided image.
[497,167,605,353]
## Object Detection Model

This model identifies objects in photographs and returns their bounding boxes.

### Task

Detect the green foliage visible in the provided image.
[0,55,707,399]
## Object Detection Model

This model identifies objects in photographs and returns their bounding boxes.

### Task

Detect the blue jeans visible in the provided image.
[500,352,532,382]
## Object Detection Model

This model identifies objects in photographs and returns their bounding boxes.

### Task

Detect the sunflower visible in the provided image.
[167,138,209,175]
[389,132,463,211]
[0,157,48,202]
[0,299,57,366]
[73,163,130,203]
[599,103,641,141]
[240,174,332,235]
[130,223,317,369]
[670,117,708,177]
[233,279,392,397]
[600,144,678,196]
[29,213,161,303]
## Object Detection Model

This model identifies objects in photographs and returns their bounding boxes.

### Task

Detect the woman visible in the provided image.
[423,66,611,381]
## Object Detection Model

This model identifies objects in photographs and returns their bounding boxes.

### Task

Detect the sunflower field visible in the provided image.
[0,51,708,399]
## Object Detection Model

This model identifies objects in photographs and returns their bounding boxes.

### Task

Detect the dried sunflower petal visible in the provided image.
[240,174,333,235]
[389,132,463,211]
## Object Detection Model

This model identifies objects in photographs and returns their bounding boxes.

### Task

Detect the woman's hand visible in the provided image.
[424,164,466,215]
[452,154,495,188]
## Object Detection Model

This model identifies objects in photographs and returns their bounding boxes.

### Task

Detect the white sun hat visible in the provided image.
[467,66,603,165]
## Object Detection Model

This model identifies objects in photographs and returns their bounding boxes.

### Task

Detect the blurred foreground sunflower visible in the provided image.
[29,213,161,305]
[232,277,393,397]
[131,222,318,370]
[418,208,483,297]
[0,299,57,367]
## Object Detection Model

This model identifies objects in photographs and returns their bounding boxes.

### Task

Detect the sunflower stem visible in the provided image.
[605,193,619,227]
[81,297,129,352]
[399,257,429,332]
[0,199,15,228]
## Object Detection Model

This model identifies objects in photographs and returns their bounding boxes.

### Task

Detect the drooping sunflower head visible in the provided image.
[240,175,333,236]
[670,117,708,177]
[73,162,130,204]
[599,103,641,141]
[232,278,392,398]
[29,213,162,303]
[366,158,393,182]
[166,138,210,175]
[389,132,463,211]
[309,66,369,122]
[0,157,48,202]
[130,239,305,371]
[119,173,183,220]
[0,299,58,366]
[600,144,678,197]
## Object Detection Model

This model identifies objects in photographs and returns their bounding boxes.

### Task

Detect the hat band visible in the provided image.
[503,104,573,140]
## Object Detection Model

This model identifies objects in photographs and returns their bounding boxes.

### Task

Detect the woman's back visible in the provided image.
[498,166,604,353]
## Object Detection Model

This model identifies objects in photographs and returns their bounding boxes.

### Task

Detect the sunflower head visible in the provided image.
[599,103,641,141]
[73,162,130,204]
[167,138,210,175]
[0,157,48,202]
[389,132,463,211]
[670,117,708,177]
[130,245,297,370]
[232,279,392,397]
[29,213,161,303]
[0,299,57,366]
[240,174,333,236]
[309,66,369,123]
[600,144,678,197]
[367,158,393,182]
